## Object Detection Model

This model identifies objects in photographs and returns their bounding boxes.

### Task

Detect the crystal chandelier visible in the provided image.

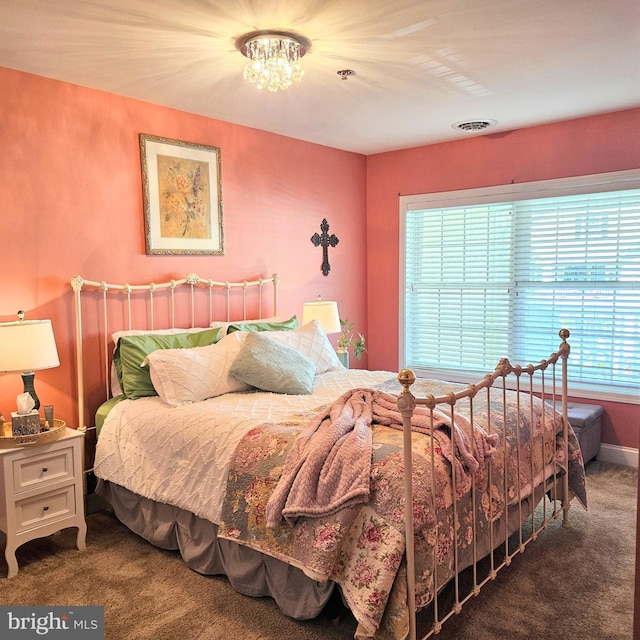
[237,31,309,92]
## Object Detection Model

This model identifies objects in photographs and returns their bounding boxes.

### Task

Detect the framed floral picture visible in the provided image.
[139,133,224,255]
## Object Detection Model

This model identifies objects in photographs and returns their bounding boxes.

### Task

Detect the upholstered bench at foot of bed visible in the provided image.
[567,402,603,463]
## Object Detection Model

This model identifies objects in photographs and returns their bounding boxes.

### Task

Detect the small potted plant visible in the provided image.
[336,318,366,369]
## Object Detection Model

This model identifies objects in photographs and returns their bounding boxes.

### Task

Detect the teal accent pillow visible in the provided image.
[229,331,316,395]
[114,328,224,400]
[227,315,298,334]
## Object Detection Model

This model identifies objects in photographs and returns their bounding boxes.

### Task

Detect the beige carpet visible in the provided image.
[1,461,635,640]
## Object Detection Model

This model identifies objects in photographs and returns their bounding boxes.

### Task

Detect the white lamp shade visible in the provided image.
[302,300,341,334]
[0,319,60,372]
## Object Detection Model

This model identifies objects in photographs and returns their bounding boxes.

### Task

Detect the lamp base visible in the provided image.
[21,371,40,410]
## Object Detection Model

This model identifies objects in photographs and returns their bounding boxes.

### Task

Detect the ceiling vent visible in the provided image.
[452,119,497,132]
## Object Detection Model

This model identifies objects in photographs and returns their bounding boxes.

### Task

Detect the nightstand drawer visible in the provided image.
[12,447,74,493]
[15,485,76,533]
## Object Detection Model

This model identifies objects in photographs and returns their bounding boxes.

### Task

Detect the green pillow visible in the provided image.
[114,328,223,400]
[229,331,316,395]
[227,315,298,334]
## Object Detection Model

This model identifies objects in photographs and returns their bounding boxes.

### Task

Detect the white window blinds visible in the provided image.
[401,173,640,395]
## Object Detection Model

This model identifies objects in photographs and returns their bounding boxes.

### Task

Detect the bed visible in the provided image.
[71,272,586,640]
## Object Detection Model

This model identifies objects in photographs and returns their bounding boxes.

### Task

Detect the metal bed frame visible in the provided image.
[70,272,575,639]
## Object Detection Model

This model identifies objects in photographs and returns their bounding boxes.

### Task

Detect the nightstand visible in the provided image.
[0,427,87,578]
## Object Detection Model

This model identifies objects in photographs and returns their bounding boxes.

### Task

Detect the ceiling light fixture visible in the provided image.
[237,30,310,92]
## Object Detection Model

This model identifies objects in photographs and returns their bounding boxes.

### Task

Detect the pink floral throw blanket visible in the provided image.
[265,387,499,528]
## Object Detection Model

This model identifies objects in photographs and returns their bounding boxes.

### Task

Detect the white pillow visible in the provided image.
[110,327,213,397]
[143,332,251,406]
[262,320,344,374]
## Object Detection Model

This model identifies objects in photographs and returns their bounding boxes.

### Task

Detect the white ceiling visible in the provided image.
[1,0,639,155]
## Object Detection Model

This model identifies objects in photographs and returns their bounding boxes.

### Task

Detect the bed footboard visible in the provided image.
[398,329,572,640]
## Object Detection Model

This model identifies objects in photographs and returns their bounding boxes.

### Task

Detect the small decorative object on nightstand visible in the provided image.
[0,426,87,578]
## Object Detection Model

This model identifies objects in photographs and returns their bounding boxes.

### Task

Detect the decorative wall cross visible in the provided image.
[311,218,339,276]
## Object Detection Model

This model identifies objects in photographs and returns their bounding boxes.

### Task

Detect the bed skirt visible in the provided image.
[95,479,336,621]
[96,472,562,636]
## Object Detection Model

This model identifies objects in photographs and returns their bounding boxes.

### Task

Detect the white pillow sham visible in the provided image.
[262,320,344,374]
[142,331,251,406]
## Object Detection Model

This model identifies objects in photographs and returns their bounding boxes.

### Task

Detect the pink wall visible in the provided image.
[0,67,367,427]
[366,108,640,449]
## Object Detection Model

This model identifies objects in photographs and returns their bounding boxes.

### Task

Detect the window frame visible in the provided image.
[399,169,640,404]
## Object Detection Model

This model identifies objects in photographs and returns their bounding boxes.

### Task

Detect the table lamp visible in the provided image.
[302,298,341,335]
[0,311,60,410]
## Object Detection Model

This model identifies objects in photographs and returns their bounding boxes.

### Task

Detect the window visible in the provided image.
[400,170,640,401]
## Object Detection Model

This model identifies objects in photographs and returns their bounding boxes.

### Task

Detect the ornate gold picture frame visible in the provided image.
[140,133,224,255]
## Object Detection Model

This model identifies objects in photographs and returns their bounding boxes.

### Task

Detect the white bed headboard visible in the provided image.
[71,272,279,429]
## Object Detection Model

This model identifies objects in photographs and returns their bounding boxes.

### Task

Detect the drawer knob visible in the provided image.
[42,467,48,473]
[43,506,49,511]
